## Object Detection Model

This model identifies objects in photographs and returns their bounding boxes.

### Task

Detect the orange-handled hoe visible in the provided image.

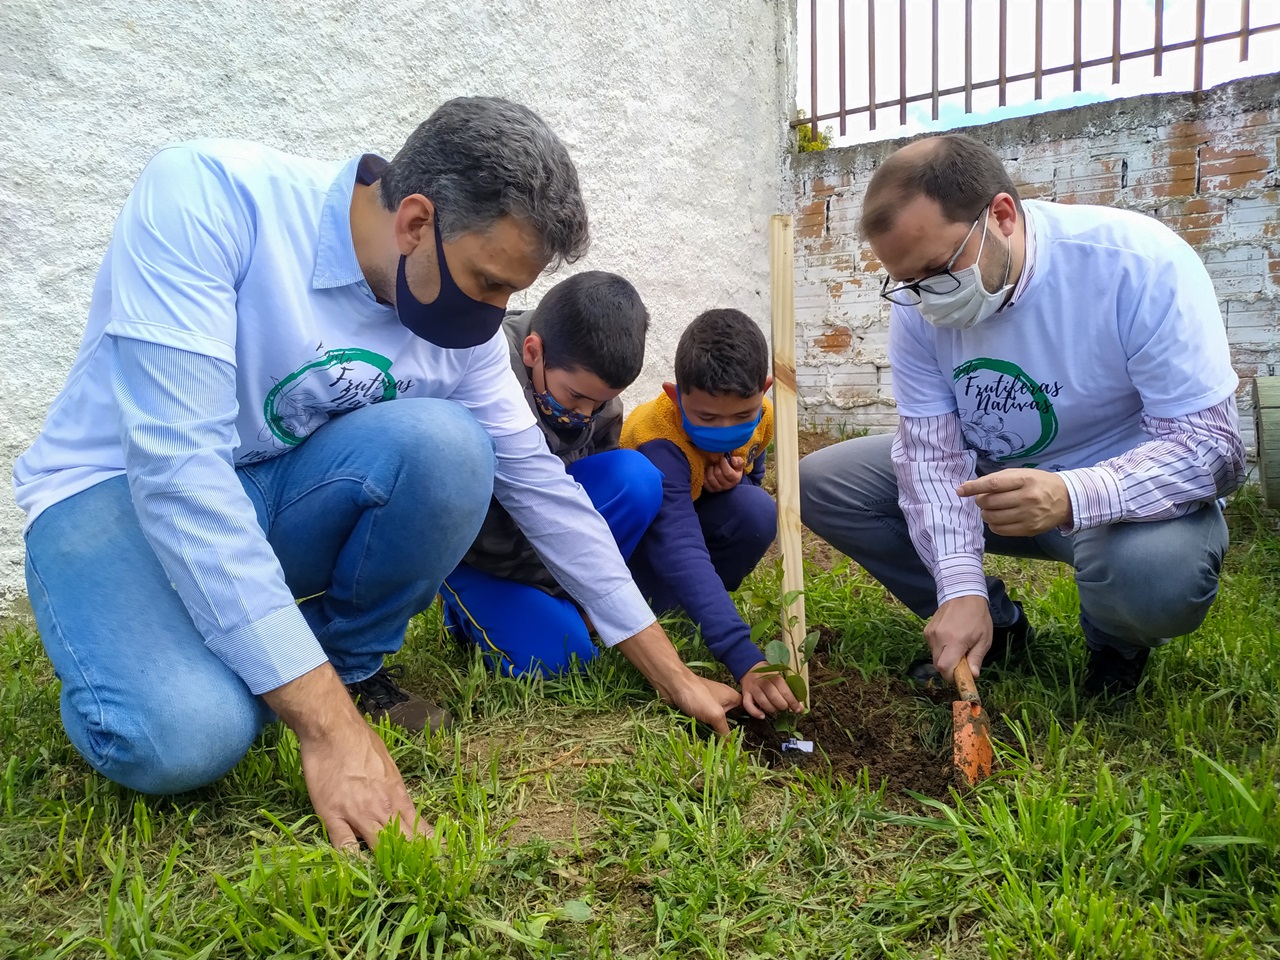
[952,659,993,787]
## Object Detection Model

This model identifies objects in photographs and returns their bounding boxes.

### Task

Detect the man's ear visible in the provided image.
[662,382,680,404]
[393,194,436,256]
[764,374,774,392]
[521,333,543,368]
[990,192,1018,238]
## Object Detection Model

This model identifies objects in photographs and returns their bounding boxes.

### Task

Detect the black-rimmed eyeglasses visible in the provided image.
[879,203,989,306]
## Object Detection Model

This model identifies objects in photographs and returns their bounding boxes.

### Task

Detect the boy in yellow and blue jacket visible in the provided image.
[622,309,802,718]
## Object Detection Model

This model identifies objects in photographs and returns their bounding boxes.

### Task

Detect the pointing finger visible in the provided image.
[957,472,1024,498]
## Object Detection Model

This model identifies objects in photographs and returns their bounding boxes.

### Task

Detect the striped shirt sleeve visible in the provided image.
[891,413,988,608]
[110,335,327,695]
[1056,395,1245,531]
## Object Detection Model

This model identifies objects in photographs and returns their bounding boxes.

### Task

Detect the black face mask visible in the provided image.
[395,218,506,349]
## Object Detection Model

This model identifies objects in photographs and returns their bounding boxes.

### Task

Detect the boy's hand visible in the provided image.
[704,455,745,494]
[740,664,804,719]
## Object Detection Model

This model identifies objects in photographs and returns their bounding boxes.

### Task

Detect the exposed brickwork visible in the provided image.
[785,73,1280,451]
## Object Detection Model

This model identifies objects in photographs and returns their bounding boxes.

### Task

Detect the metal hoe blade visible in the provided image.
[952,659,993,787]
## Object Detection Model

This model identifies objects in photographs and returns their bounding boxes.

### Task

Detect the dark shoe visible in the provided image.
[346,665,453,734]
[1083,646,1150,697]
[986,601,1035,663]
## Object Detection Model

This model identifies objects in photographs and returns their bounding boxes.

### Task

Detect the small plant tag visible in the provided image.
[781,738,814,753]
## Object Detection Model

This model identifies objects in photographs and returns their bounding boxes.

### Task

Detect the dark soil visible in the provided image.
[736,658,955,802]
[750,428,955,800]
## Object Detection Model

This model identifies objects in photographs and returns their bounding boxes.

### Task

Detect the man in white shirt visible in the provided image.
[800,133,1244,697]
[15,97,740,850]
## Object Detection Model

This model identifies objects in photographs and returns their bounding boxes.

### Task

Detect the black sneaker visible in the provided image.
[1083,646,1150,697]
[346,665,453,734]
[986,600,1035,663]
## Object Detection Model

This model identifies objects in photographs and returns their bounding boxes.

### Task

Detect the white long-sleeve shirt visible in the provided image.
[15,140,656,694]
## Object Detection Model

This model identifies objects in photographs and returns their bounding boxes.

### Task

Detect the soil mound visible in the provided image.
[736,660,954,802]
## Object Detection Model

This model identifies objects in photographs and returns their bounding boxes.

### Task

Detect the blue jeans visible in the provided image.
[24,399,496,794]
[798,432,1230,657]
[440,449,663,676]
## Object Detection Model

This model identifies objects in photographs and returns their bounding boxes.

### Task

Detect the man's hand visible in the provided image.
[674,676,743,728]
[925,595,993,683]
[615,622,737,734]
[956,468,1072,536]
[703,455,745,494]
[740,664,804,719]
[262,663,429,850]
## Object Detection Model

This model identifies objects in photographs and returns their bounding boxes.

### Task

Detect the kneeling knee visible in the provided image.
[400,401,495,490]
[72,696,265,795]
[1078,571,1220,639]
[736,484,779,546]
[620,451,664,522]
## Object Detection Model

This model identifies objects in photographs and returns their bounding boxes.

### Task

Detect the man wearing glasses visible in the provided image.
[800,133,1244,697]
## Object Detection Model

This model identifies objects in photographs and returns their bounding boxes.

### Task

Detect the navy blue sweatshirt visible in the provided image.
[630,439,768,680]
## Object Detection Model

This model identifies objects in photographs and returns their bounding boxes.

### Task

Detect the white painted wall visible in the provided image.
[0,0,795,606]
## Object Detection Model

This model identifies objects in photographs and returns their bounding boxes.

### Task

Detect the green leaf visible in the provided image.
[749,621,772,645]
[764,640,794,666]
[524,914,552,938]
[648,830,670,858]
[560,900,593,923]
[803,630,821,662]
[782,589,804,608]
[785,673,809,703]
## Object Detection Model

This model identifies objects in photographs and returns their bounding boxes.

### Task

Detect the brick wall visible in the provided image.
[785,72,1280,450]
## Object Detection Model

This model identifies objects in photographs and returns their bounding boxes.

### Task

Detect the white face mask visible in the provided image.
[916,213,1013,331]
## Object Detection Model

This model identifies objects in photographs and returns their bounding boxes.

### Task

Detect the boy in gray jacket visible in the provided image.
[441,272,661,675]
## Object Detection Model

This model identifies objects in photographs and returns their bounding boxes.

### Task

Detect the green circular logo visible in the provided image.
[263,348,397,446]
[952,357,1059,461]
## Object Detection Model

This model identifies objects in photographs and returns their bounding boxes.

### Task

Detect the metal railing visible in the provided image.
[796,0,1280,141]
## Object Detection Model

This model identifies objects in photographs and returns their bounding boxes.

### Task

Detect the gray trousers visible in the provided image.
[798,433,1229,656]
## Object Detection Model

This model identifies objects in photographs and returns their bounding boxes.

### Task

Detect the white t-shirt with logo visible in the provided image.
[14,141,535,525]
[889,199,1237,471]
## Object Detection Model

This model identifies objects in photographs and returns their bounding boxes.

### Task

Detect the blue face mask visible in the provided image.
[396,218,507,349]
[533,387,594,430]
[677,393,763,453]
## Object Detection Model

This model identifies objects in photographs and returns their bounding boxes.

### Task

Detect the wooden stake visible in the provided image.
[770,214,808,709]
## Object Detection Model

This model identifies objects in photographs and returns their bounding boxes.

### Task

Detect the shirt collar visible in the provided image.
[312,153,388,291]
[1008,201,1038,306]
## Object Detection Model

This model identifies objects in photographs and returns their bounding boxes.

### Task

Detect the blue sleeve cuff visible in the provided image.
[722,639,766,681]
[205,604,329,695]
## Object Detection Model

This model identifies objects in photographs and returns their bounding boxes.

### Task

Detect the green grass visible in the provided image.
[4,490,1280,958]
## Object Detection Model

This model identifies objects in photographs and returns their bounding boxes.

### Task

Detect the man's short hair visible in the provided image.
[379,97,590,268]
[675,309,770,398]
[860,133,1023,238]
[530,272,649,390]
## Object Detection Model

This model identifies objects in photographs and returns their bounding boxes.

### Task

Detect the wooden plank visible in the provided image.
[1253,375,1280,408]
[1252,377,1280,508]
[770,214,809,709]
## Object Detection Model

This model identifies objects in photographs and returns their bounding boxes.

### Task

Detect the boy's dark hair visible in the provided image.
[529,271,649,389]
[675,309,770,398]
[860,133,1023,238]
